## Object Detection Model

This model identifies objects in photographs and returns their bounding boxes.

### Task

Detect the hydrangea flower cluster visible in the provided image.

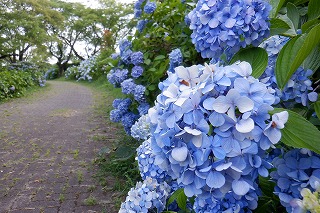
[144,1,157,14]
[168,48,183,73]
[270,148,320,212]
[108,39,149,135]
[148,61,288,211]
[187,0,271,59]
[110,98,139,134]
[76,56,97,81]
[134,0,146,18]
[259,35,318,106]
[131,114,151,140]
[119,177,170,213]
[136,139,170,182]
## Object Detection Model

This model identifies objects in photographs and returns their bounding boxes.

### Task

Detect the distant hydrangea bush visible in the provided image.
[148,61,288,211]
[188,0,271,59]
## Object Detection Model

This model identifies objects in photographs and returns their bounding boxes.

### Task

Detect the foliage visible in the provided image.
[0,63,45,101]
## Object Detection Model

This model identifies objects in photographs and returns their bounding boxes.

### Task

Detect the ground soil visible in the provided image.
[0,81,120,213]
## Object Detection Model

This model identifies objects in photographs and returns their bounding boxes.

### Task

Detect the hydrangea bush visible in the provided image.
[65,56,98,81]
[112,0,320,212]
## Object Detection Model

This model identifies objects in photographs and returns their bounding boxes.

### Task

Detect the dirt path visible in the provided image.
[0,81,118,213]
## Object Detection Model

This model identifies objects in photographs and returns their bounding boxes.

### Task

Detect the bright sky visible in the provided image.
[64,0,135,8]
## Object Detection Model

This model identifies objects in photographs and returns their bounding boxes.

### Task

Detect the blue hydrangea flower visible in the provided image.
[188,0,271,59]
[134,85,146,103]
[131,65,144,79]
[169,48,183,72]
[134,0,146,10]
[259,35,318,106]
[144,1,156,14]
[119,177,170,213]
[112,98,122,108]
[107,68,129,87]
[136,139,172,183]
[117,98,132,112]
[110,109,123,122]
[138,102,150,116]
[131,115,151,141]
[134,8,142,18]
[270,149,320,212]
[119,39,132,53]
[121,78,136,95]
[137,20,148,33]
[121,112,139,135]
[147,61,288,210]
[131,51,144,65]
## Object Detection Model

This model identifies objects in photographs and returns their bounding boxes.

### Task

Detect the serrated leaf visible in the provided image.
[230,47,268,78]
[315,101,320,120]
[154,55,166,60]
[303,44,320,71]
[287,3,300,31]
[271,108,320,154]
[308,0,320,21]
[270,18,291,36]
[275,24,320,89]
[270,0,286,18]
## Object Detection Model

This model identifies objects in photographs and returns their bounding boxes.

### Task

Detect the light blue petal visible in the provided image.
[171,146,188,162]
[203,97,215,110]
[236,96,254,113]
[206,171,225,188]
[236,118,254,133]
[209,18,219,28]
[232,179,250,196]
[225,18,236,28]
[212,96,229,113]
[209,112,225,127]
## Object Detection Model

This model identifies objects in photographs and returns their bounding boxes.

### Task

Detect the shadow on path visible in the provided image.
[0,81,116,213]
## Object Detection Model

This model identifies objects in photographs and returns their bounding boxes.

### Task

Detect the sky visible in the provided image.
[64,0,135,8]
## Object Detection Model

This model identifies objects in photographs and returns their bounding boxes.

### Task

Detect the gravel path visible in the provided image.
[0,81,118,213]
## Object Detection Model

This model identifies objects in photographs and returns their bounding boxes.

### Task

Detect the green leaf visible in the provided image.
[315,101,320,121]
[154,55,166,60]
[275,24,320,89]
[270,0,286,18]
[302,18,320,33]
[286,3,300,31]
[166,188,188,210]
[145,58,151,65]
[303,44,320,71]
[230,47,268,78]
[270,18,291,36]
[308,0,320,21]
[271,108,320,154]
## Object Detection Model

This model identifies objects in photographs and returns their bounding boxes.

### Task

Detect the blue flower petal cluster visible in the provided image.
[193,191,259,213]
[169,48,183,73]
[147,61,288,211]
[291,183,320,212]
[131,51,144,65]
[132,65,144,79]
[144,1,156,14]
[121,78,136,95]
[121,112,139,135]
[134,85,146,103]
[107,68,128,87]
[188,0,271,59]
[110,98,132,123]
[259,36,318,106]
[65,56,97,81]
[131,114,151,141]
[271,148,320,212]
[138,102,150,116]
[119,177,170,213]
[137,19,148,33]
[136,139,171,182]
[134,0,146,18]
